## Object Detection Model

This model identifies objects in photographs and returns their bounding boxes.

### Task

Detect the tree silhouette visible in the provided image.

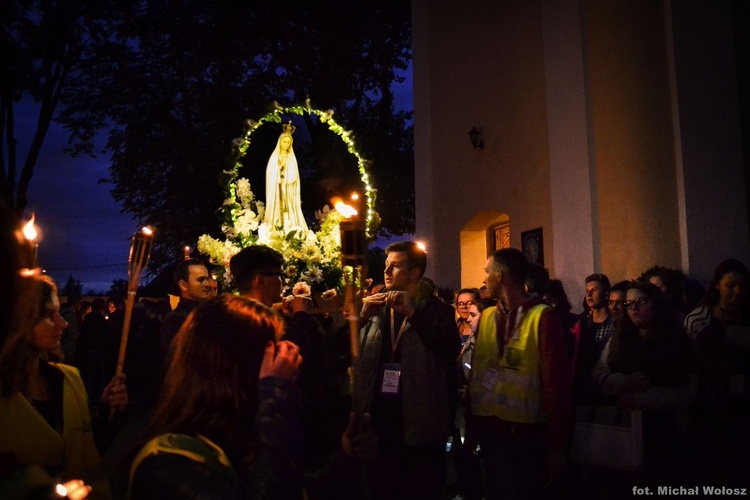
[56,1,414,269]
[3,2,413,271]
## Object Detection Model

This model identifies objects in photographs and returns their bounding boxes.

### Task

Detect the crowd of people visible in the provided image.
[1,200,748,498]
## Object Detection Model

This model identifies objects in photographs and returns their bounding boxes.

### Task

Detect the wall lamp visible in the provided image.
[468,126,484,149]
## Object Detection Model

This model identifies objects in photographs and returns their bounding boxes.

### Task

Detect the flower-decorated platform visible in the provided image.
[198,101,377,296]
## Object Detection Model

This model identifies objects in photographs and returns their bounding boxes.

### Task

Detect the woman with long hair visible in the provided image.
[0,274,127,499]
[592,281,693,481]
[128,294,304,499]
[683,258,749,480]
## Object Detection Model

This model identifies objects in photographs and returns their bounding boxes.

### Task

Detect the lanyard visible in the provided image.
[390,308,409,361]
[457,330,476,362]
[495,305,524,355]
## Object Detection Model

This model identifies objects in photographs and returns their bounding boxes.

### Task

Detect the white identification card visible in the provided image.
[381,363,401,395]
[481,367,501,391]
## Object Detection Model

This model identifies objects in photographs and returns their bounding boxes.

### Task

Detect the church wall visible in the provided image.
[413,0,554,289]
[584,0,682,283]
[413,0,749,297]
[669,0,750,285]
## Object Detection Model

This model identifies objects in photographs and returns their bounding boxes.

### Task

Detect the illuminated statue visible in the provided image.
[264,121,308,232]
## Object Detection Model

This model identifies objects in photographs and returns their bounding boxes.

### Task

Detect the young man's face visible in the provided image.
[258,268,284,307]
[384,251,419,291]
[484,257,502,299]
[180,264,211,302]
[608,290,626,321]
[585,280,607,310]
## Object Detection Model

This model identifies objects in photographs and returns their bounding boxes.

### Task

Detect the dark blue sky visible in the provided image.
[19,99,134,293]
[20,66,413,293]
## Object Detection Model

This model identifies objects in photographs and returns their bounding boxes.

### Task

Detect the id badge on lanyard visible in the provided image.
[380,309,408,396]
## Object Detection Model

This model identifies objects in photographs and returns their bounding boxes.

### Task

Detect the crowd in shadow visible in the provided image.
[1,201,748,499]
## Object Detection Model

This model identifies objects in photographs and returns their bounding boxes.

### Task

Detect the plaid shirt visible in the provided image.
[590,312,615,343]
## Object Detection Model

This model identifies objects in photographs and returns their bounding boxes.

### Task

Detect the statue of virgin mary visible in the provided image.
[264,121,308,232]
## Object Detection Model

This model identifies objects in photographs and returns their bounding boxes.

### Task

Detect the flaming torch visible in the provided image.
[335,194,368,414]
[21,214,39,269]
[336,194,371,499]
[111,226,154,418]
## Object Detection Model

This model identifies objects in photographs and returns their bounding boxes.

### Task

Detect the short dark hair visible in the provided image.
[611,280,630,295]
[385,241,427,279]
[456,288,481,303]
[585,273,611,293]
[491,248,528,286]
[174,259,206,286]
[525,263,550,295]
[230,246,285,294]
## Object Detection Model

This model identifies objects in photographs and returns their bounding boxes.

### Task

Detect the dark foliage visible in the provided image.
[50,1,414,271]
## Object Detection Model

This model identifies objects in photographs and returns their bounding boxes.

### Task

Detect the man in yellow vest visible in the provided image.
[467,248,572,500]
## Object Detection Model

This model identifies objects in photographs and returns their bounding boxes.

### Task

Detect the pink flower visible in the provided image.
[293,281,312,297]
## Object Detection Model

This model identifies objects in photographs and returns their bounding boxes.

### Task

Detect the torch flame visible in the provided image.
[332,198,358,219]
[23,214,38,242]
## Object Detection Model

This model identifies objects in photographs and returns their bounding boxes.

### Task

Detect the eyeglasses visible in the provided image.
[456,301,475,308]
[624,297,650,310]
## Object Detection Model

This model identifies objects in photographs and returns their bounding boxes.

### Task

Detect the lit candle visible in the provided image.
[184,245,191,260]
[22,214,39,268]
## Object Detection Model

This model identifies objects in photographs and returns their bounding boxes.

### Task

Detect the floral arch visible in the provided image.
[198,101,378,295]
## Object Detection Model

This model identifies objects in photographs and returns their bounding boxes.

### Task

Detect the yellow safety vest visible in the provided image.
[0,363,112,499]
[469,304,549,424]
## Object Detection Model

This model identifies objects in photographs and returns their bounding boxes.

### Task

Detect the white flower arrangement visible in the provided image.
[200,105,380,297]
[198,178,345,295]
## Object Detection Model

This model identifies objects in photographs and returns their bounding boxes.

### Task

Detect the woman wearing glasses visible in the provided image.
[592,281,693,482]
[454,288,481,339]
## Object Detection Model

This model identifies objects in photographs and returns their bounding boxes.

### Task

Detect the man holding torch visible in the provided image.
[358,241,461,500]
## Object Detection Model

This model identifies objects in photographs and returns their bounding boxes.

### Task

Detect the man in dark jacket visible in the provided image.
[358,241,461,500]
[159,258,211,355]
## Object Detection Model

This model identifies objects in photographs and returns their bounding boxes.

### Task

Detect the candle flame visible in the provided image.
[332,198,358,219]
[351,192,359,200]
[140,226,154,236]
[416,241,427,252]
[23,214,38,242]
